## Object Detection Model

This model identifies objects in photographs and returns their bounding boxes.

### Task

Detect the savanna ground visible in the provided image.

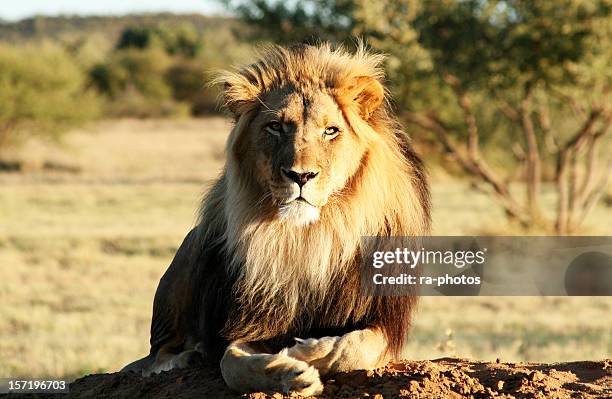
[0,118,610,382]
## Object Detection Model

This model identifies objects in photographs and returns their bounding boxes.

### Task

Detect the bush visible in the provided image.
[88,21,250,118]
[116,24,202,58]
[165,60,221,115]
[90,48,191,117]
[116,26,158,51]
[91,26,211,118]
[91,48,172,98]
[0,42,100,151]
[104,87,190,119]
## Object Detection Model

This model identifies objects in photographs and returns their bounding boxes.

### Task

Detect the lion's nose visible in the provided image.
[281,168,319,187]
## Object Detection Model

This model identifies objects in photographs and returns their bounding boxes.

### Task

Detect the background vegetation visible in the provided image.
[0,13,252,151]
[1,2,610,231]
[0,42,99,150]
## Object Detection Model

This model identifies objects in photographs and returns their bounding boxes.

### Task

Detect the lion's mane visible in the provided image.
[186,43,430,360]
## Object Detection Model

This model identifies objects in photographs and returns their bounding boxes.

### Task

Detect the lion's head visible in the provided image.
[216,43,397,226]
[198,43,430,348]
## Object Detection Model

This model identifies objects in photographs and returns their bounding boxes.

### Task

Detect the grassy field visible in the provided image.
[0,118,610,379]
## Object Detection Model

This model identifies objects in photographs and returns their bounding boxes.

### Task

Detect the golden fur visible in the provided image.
[198,43,430,349]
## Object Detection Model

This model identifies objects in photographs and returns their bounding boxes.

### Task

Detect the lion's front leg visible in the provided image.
[220,342,324,396]
[287,328,390,376]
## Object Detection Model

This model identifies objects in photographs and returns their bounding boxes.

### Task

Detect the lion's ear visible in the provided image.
[216,71,261,116]
[343,76,385,120]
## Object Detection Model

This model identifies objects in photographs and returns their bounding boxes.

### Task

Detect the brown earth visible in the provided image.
[23,358,611,399]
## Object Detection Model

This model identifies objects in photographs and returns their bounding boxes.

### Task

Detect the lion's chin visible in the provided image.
[278,199,320,226]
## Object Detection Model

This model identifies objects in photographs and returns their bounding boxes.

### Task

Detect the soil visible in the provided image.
[18,358,612,399]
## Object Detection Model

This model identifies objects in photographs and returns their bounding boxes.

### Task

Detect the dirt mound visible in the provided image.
[37,358,612,398]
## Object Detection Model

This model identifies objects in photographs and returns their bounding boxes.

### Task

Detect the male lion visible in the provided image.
[122,43,430,395]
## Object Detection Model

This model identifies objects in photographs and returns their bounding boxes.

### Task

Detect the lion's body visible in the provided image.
[124,44,430,393]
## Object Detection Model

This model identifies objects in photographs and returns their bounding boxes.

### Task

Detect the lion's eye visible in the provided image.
[324,126,340,138]
[265,121,283,136]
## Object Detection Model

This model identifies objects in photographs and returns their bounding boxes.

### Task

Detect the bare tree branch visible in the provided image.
[555,109,609,233]
[535,101,559,153]
[444,73,479,160]
[511,142,526,162]
[561,109,602,152]
[556,149,571,234]
[408,79,610,235]
[404,110,524,222]
[578,160,612,229]
[548,86,586,119]
[575,116,611,212]
[519,83,542,220]
[498,100,520,121]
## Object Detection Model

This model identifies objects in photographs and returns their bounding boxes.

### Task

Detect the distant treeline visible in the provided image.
[0,14,237,43]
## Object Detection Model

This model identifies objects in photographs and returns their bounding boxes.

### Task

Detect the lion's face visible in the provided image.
[244,89,366,226]
[220,45,387,226]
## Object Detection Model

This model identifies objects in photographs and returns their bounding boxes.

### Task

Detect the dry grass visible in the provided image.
[0,118,610,379]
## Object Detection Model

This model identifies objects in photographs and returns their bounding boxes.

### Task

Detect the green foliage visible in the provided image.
[90,47,192,118]
[0,42,100,150]
[116,26,157,50]
[88,20,250,117]
[414,1,612,91]
[165,60,220,115]
[92,48,172,99]
[158,24,202,58]
[222,0,357,43]
[116,24,202,58]
[0,14,253,119]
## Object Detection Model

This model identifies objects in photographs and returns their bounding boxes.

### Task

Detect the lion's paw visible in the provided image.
[264,349,324,396]
[287,336,339,363]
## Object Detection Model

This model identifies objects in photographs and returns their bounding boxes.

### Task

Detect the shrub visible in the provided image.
[104,87,190,119]
[90,48,190,117]
[116,26,159,51]
[116,24,202,58]
[165,59,220,115]
[0,42,100,151]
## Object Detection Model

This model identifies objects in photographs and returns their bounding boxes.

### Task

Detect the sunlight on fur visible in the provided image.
[279,200,321,226]
[197,42,430,347]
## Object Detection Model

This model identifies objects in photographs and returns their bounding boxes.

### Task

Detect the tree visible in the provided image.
[226,0,612,234]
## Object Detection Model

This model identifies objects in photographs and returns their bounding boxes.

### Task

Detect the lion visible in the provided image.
[121,43,430,395]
